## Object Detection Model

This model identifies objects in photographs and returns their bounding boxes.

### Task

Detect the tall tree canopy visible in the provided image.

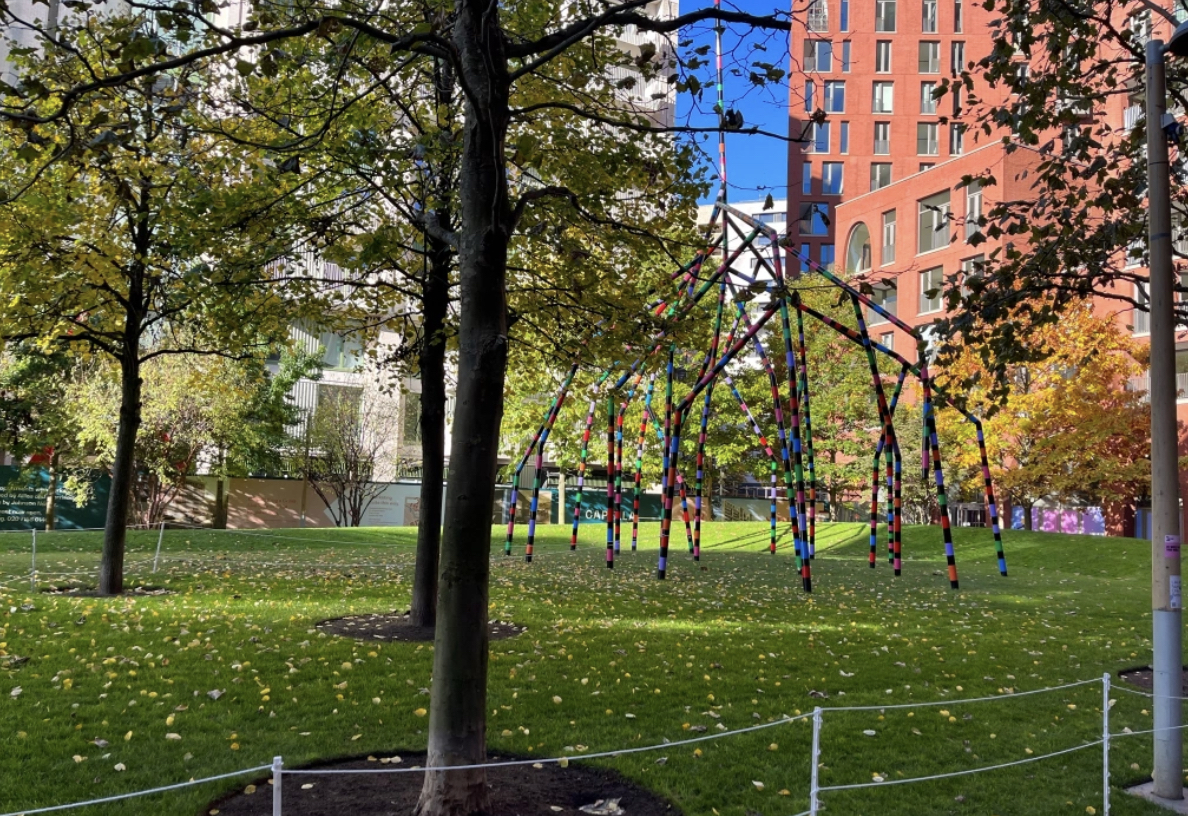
[932,0,1188,389]
[0,19,342,593]
[935,304,1150,527]
[0,1,794,812]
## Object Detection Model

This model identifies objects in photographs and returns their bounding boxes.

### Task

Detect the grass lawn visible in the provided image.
[0,521,1176,815]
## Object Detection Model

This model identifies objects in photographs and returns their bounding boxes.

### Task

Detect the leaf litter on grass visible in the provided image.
[0,522,1172,816]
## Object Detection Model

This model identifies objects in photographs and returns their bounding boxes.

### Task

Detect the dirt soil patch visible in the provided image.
[1118,665,1188,696]
[317,611,524,643]
[206,752,680,816]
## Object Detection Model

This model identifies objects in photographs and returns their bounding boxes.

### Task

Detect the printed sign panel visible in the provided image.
[0,466,110,530]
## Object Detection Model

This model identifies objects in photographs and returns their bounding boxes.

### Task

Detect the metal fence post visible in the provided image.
[810,707,822,815]
[152,522,165,573]
[1103,672,1111,815]
[272,755,283,816]
[30,529,36,592]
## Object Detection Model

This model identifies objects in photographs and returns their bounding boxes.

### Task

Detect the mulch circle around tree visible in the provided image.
[1118,665,1188,696]
[205,752,680,816]
[316,611,525,643]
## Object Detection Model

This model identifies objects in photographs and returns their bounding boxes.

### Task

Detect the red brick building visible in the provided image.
[784,0,1188,534]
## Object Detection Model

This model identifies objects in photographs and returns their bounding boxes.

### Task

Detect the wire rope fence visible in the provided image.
[0,674,1180,816]
[0,524,649,594]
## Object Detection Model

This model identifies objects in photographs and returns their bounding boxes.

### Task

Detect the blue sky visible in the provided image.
[675,0,792,205]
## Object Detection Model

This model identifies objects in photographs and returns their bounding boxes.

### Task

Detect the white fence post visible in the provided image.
[810,707,822,816]
[272,755,283,816]
[152,522,165,573]
[29,529,36,592]
[1102,672,1111,815]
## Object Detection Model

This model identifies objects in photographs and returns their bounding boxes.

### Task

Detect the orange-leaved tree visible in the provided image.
[935,303,1149,530]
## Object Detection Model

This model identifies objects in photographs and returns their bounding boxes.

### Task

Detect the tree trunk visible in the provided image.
[410,56,455,629]
[44,449,58,531]
[414,7,511,813]
[411,249,449,627]
[1023,500,1034,531]
[99,349,142,596]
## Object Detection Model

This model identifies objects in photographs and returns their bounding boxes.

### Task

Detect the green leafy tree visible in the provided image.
[0,20,339,594]
[208,349,323,527]
[70,352,301,526]
[0,2,793,812]
[0,343,92,529]
[927,0,1188,385]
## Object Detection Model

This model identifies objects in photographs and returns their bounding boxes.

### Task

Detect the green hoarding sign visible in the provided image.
[0,466,110,530]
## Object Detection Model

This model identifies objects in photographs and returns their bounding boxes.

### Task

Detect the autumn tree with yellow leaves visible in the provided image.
[935,305,1150,529]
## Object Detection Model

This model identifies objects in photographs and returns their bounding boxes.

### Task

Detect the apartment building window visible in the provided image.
[954,0,963,32]
[918,41,940,73]
[950,122,965,155]
[799,202,831,235]
[918,190,951,253]
[841,0,850,29]
[920,82,938,114]
[919,163,935,171]
[1129,10,1151,47]
[916,122,939,155]
[919,266,944,313]
[840,122,850,153]
[951,41,965,74]
[965,179,982,239]
[952,79,964,116]
[807,0,828,31]
[805,39,832,72]
[800,243,812,274]
[842,41,852,71]
[805,80,815,112]
[882,210,897,264]
[1179,271,1188,329]
[403,391,423,445]
[921,0,937,32]
[321,333,364,371]
[1175,212,1188,259]
[802,161,813,194]
[960,254,984,296]
[875,0,896,31]
[874,121,890,154]
[809,121,830,153]
[1125,236,1145,268]
[869,285,897,324]
[873,81,894,113]
[875,40,892,72]
[821,243,836,271]
[1134,281,1150,334]
[824,81,846,113]
[846,222,872,273]
[822,161,844,194]
[879,331,894,351]
[870,163,893,191]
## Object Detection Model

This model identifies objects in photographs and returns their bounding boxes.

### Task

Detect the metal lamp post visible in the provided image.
[1146,23,1188,800]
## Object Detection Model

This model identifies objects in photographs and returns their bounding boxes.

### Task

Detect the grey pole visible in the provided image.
[1146,37,1184,801]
